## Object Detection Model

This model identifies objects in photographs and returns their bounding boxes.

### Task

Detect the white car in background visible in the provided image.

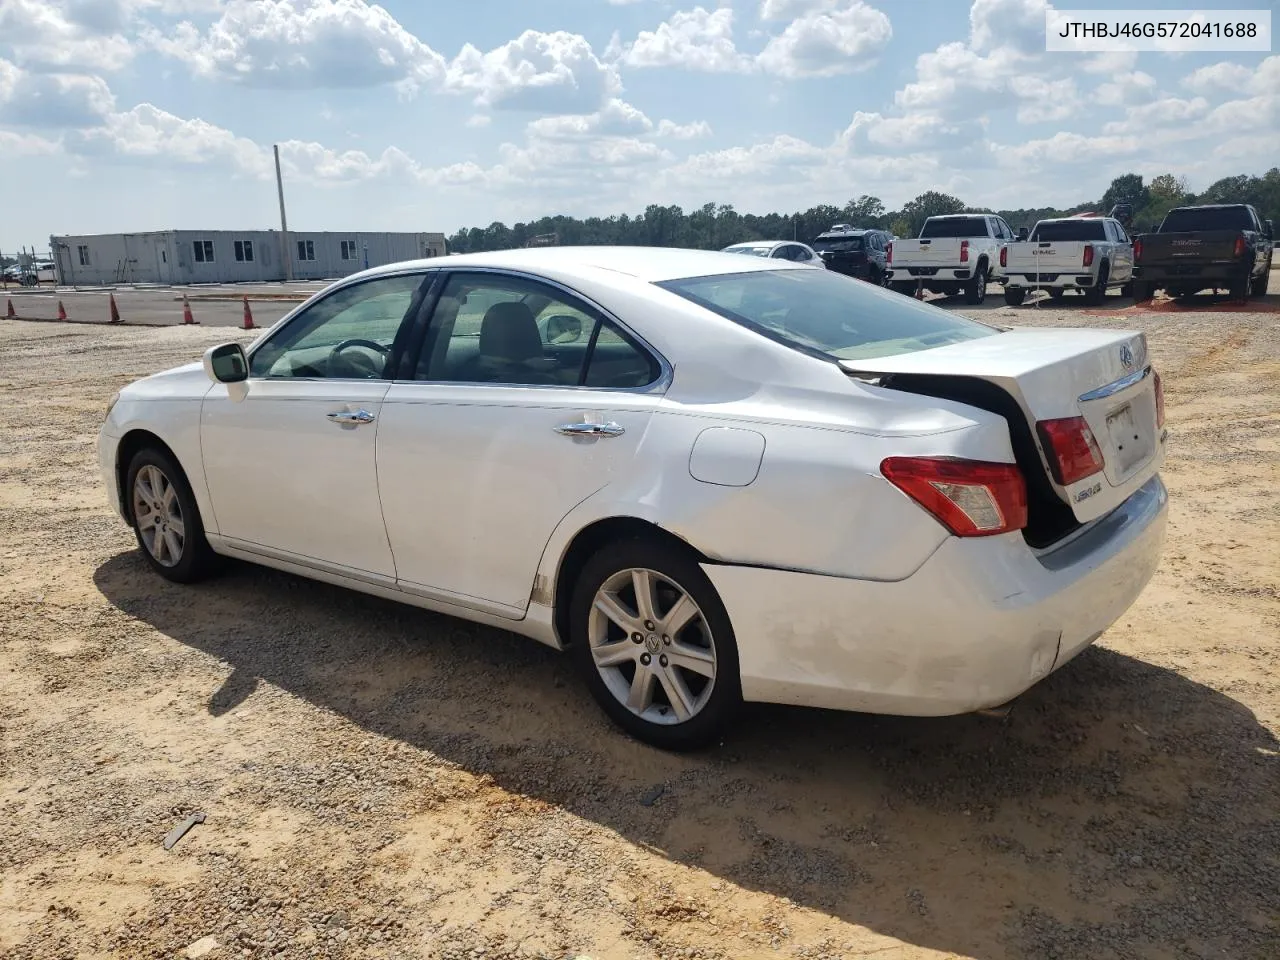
[721,240,825,267]
[99,247,1168,749]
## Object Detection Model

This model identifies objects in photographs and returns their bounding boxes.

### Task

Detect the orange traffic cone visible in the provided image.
[182,294,197,325]
[108,293,121,323]
[57,300,67,320]
[4,298,13,319]
[241,296,255,330]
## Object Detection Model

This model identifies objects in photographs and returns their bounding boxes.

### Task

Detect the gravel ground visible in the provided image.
[0,293,1277,960]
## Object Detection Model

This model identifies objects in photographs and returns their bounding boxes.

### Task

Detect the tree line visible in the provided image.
[445,168,1280,254]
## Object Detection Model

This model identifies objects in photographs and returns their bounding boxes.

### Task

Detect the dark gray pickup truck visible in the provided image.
[1131,204,1273,300]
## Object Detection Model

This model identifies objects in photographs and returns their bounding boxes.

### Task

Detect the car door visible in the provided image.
[1108,220,1134,283]
[376,270,667,617]
[200,270,433,581]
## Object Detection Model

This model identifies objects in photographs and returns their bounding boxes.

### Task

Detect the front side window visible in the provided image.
[249,273,428,379]
[297,240,316,262]
[193,240,214,263]
[659,268,998,363]
[416,273,658,388]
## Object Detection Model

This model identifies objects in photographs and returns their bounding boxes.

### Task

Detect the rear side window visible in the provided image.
[920,217,990,239]
[1031,221,1108,242]
[813,237,862,252]
[1160,207,1254,232]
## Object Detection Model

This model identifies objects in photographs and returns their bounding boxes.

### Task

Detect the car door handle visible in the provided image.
[555,421,625,438]
[327,409,376,425]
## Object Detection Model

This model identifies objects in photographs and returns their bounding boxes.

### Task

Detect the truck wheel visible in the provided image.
[1120,282,1134,298]
[1083,263,1109,306]
[1228,272,1251,301]
[1130,280,1153,302]
[1250,264,1270,297]
[1003,287,1026,306]
[889,280,916,296]
[963,263,988,304]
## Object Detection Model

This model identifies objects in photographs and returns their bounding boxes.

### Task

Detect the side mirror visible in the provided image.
[544,314,583,343]
[203,342,248,384]
[1016,227,1029,241]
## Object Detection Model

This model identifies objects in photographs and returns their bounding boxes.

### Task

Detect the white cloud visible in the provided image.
[68,102,271,176]
[0,59,116,128]
[620,7,750,72]
[1181,61,1255,96]
[657,118,711,139]
[841,110,979,154]
[526,98,654,140]
[756,1,891,78]
[0,0,136,70]
[968,0,1046,54]
[0,127,59,155]
[464,114,491,128]
[1095,70,1157,107]
[1102,96,1210,134]
[141,0,446,93]
[446,30,621,113]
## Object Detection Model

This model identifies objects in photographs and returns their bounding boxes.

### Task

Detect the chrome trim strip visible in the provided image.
[1078,364,1150,403]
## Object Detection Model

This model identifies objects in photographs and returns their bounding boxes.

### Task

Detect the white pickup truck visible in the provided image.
[886,213,1015,304]
[997,215,1134,306]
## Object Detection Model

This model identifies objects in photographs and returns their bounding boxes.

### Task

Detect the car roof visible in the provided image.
[816,228,874,236]
[356,245,811,284]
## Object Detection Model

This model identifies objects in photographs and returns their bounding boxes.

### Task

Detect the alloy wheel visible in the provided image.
[132,464,185,567]
[587,567,717,726]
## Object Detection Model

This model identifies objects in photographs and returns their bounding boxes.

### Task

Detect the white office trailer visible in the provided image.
[48,230,447,286]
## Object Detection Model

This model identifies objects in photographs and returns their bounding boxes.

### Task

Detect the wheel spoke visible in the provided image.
[626,665,655,713]
[161,482,177,512]
[661,593,698,636]
[163,530,182,562]
[657,668,696,722]
[631,569,657,624]
[591,640,636,669]
[667,641,716,678]
[152,529,168,563]
[594,591,638,633]
[136,508,157,531]
[167,516,185,538]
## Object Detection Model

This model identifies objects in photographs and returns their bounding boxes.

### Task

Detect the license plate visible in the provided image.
[1106,404,1148,474]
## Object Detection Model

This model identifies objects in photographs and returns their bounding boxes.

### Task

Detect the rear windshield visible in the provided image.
[658,268,998,362]
[920,217,989,239]
[723,245,772,257]
[1160,207,1254,232]
[812,237,863,252]
[1031,220,1107,242]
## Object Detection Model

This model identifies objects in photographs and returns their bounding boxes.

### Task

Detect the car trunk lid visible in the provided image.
[841,328,1165,528]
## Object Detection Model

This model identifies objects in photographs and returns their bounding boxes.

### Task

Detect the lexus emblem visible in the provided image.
[1119,344,1135,369]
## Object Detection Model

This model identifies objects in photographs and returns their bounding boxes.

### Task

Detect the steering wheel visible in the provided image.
[328,338,390,378]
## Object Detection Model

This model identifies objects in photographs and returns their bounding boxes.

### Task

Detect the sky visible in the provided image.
[0,0,1276,250]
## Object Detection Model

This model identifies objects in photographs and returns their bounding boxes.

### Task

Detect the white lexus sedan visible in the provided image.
[721,240,826,267]
[99,247,1168,749]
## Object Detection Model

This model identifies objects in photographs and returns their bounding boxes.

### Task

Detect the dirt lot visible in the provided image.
[0,298,1277,960]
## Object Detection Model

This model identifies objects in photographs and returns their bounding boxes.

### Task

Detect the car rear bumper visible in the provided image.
[1000,272,1101,289]
[703,475,1168,716]
[1134,264,1247,283]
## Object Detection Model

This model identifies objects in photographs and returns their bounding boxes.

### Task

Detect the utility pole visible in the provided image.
[274,144,293,282]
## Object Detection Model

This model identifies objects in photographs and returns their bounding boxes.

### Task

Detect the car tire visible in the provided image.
[569,537,742,751]
[125,446,219,584]
[1083,263,1109,306]
[1228,269,1251,301]
[1003,287,1027,306]
[1130,280,1153,302]
[1249,264,1269,297]
[963,263,987,304]
[1120,282,1134,298]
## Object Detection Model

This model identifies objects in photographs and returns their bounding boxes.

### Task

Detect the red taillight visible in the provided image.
[886,242,893,264]
[960,239,970,263]
[1153,370,1165,428]
[1082,244,1094,267]
[880,457,1027,537]
[1037,416,1105,486]
[999,246,1008,268]
[1134,238,1143,261]
[1233,234,1246,257]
